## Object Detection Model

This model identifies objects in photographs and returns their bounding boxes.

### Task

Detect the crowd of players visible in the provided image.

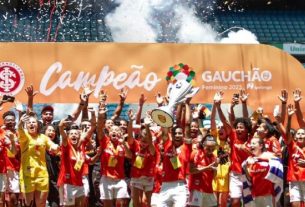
[0,85,305,207]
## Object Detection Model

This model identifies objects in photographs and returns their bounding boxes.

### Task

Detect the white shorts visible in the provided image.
[59,184,85,206]
[151,193,160,207]
[130,177,154,192]
[99,176,130,200]
[159,181,188,207]
[0,174,6,193]
[229,172,243,199]
[289,181,305,202]
[254,195,274,207]
[188,190,217,207]
[82,175,90,197]
[6,170,20,193]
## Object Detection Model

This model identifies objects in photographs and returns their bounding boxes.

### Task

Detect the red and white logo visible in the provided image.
[0,62,25,96]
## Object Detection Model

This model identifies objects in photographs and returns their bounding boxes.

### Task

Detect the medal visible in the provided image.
[134,155,144,169]
[107,142,119,167]
[170,156,182,169]
[72,147,84,171]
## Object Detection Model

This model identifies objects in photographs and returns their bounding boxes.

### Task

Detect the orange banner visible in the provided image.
[0,43,303,115]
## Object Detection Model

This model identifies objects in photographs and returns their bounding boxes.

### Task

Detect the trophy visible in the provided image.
[151,63,199,128]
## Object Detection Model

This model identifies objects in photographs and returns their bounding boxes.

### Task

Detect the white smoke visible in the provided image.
[105,0,156,43]
[175,5,218,43]
[105,0,259,44]
[220,29,259,44]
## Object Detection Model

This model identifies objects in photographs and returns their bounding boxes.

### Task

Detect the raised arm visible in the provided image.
[176,104,183,127]
[14,100,24,121]
[144,118,155,155]
[240,89,249,118]
[229,93,239,126]
[70,88,89,122]
[194,105,208,137]
[210,102,217,131]
[285,104,296,145]
[185,99,192,139]
[111,88,128,121]
[136,94,146,125]
[58,119,69,147]
[25,85,38,113]
[79,107,97,147]
[161,127,170,143]
[278,89,288,124]
[155,92,164,107]
[214,91,232,135]
[293,89,305,128]
[6,131,16,155]
[88,107,97,129]
[127,109,135,145]
[17,114,31,143]
[81,99,89,122]
[273,105,288,143]
[79,121,96,148]
[97,103,107,141]
[18,113,29,131]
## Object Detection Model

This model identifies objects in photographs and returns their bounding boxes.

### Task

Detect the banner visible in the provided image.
[0,43,304,115]
[283,43,305,55]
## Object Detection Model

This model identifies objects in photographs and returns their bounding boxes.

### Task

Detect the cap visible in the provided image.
[41,105,54,114]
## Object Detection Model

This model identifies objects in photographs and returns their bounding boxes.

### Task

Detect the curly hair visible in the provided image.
[233,117,252,133]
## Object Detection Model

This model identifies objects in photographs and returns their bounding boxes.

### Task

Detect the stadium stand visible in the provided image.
[216,10,305,43]
[0,1,304,44]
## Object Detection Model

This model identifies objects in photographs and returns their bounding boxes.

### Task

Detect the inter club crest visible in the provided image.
[0,62,25,96]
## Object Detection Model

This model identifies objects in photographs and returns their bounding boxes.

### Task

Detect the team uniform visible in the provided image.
[0,129,9,193]
[57,141,88,206]
[5,139,20,194]
[246,158,275,206]
[211,129,230,194]
[159,137,191,207]
[286,140,305,202]
[82,139,91,198]
[130,140,158,193]
[18,128,58,193]
[264,136,282,158]
[99,135,129,200]
[151,164,162,207]
[229,130,251,198]
[188,149,217,207]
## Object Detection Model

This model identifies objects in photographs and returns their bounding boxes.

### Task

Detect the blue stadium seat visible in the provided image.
[215,10,305,43]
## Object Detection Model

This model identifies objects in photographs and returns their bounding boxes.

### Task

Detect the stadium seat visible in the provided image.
[215,10,305,43]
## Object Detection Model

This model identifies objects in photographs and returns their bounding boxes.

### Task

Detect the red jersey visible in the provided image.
[130,140,158,178]
[57,142,87,186]
[82,139,90,176]
[287,141,305,182]
[0,137,9,173]
[6,143,20,171]
[264,137,282,157]
[189,149,216,193]
[153,164,163,193]
[247,158,274,197]
[230,130,251,174]
[5,131,20,172]
[162,138,192,182]
[100,136,126,179]
[82,163,89,176]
